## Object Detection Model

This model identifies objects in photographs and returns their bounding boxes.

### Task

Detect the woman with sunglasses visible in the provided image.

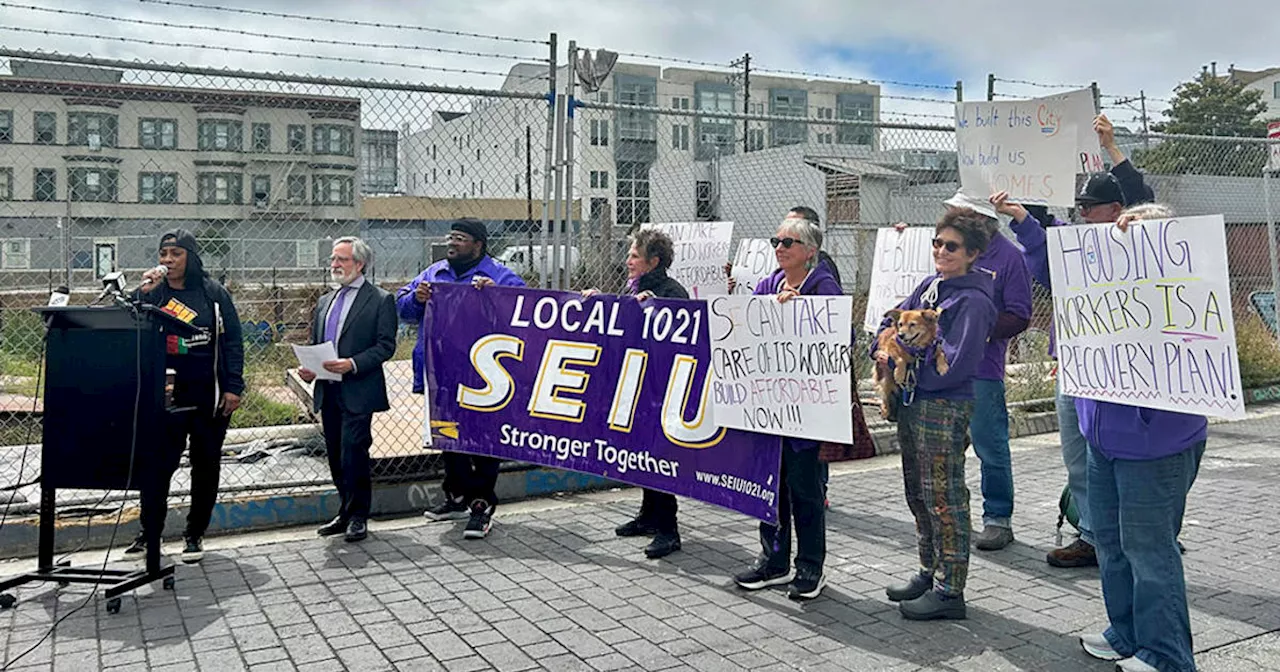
[871,209,996,620]
[732,216,841,601]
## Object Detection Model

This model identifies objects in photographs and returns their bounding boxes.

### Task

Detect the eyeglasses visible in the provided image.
[932,238,963,253]
[770,237,799,249]
[329,255,353,263]
[446,233,475,243]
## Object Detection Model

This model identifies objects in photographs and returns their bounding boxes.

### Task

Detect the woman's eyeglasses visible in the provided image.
[770,237,799,249]
[932,238,963,253]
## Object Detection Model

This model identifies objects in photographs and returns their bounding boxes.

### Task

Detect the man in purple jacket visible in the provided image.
[396,218,526,540]
[940,192,1034,551]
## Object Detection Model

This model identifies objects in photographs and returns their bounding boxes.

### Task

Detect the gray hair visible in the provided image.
[777,217,824,251]
[1121,203,1175,220]
[333,236,374,269]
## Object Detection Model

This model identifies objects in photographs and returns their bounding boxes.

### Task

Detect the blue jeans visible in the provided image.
[1089,441,1202,672]
[1056,382,1093,545]
[969,379,1013,528]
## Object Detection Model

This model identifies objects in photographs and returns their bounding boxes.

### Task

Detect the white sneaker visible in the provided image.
[1115,656,1159,672]
[1080,633,1123,661]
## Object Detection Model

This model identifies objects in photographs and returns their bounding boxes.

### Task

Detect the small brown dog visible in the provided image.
[874,308,949,420]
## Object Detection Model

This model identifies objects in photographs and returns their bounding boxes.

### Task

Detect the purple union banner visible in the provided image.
[425,283,782,523]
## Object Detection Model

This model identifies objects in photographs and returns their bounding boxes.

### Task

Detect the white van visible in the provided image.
[497,244,581,280]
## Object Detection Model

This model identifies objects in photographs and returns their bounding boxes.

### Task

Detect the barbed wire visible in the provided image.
[0,26,525,79]
[878,93,956,105]
[0,2,539,62]
[751,67,957,91]
[136,0,549,45]
[992,76,1090,90]
[602,49,735,70]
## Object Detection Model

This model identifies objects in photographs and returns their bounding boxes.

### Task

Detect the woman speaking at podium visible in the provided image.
[125,229,245,564]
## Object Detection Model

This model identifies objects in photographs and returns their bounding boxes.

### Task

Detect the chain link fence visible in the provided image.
[1,50,1279,526]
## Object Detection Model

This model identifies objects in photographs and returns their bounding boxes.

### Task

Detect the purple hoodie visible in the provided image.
[973,231,1033,380]
[396,255,526,394]
[754,264,843,451]
[873,270,997,401]
[1008,212,1207,461]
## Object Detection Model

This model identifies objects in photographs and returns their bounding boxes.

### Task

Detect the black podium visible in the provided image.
[0,304,201,614]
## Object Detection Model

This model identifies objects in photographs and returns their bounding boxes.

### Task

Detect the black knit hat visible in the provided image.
[450,218,488,246]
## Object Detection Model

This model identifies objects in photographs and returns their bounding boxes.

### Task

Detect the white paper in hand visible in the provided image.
[292,342,342,381]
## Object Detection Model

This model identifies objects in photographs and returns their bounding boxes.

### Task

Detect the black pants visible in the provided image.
[139,394,230,541]
[320,390,373,521]
[637,489,678,533]
[759,443,826,575]
[441,452,500,510]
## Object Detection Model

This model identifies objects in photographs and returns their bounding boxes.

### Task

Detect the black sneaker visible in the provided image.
[463,501,494,539]
[788,569,825,601]
[181,537,204,564]
[886,571,933,602]
[615,518,658,537]
[733,559,793,591]
[424,497,469,522]
[123,535,146,555]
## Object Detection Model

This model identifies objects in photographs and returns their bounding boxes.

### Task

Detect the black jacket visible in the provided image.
[635,269,689,300]
[311,280,398,416]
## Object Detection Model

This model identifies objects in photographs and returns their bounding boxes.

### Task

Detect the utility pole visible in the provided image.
[986,73,995,101]
[1112,91,1151,151]
[955,79,963,102]
[728,53,750,153]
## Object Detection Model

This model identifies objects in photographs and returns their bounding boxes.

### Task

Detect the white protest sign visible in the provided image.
[956,100,1078,207]
[863,227,935,332]
[730,238,775,296]
[706,295,855,443]
[1031,87,1105,174]
[1047,215,1245,419]
[641,221,734,299]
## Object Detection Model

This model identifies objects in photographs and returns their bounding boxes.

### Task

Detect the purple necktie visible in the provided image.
[324,286,351,343]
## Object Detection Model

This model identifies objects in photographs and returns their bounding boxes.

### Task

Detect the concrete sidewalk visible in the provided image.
[1,418,1277,671]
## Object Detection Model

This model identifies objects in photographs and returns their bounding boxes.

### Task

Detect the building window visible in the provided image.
[252,123,272,152]
[749,102,764,115]
[695,180,713,220]
[68,168,119,202]
[1,239,30,270]
[0,168,12,200]
[597,91,610,103]
[672,124,690,151]
[139,118,177,150]
[34,112,56,145]
[138,172,178,204]
[34,168,57,201]
[837,93,875,146]
[817,107,834,120]
[360,130,398,194]
[817,132,833,144]
[672,96,690,110]
[313,175,354,205]
[696,87,736,157]
[615,161,649,226]
[197,120,243,151]
[616,78,657,141]
[590,170,610,189]
[431,168,437,183]
[67,112,118,148]
[287,175,307,204]
[747,128,765,151]
[287,124,307,153]
[590,119,609,146]
[252,175,271,205]
[0,111,11,143]
[312,125,354,156]
[197,173,243,204]
[770,90,808,147]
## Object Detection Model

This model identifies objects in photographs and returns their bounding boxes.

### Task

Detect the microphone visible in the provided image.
[48,284,70,307]
[94,271,128,305]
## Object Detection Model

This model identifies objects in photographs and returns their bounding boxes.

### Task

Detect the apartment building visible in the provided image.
[0,60,361,283]
[398,61,882,231]
[1228,65,1280,120]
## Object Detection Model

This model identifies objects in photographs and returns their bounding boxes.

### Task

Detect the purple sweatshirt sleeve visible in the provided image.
[934,295,997,385]
[497,267,528,288]
[991,242,1034,339]
[396,269,431,323]
[1009,213,1052,291]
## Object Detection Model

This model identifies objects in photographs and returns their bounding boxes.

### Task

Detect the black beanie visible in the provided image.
[450,218,488,247]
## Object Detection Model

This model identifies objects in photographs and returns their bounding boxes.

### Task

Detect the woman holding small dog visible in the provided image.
[732,215,841,601]
[871,209,996,620]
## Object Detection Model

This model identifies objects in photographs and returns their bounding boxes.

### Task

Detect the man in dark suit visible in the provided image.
[299,236,397,543]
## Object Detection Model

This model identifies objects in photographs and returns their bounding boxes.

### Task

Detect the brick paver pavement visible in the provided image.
[2,416,1278,671]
